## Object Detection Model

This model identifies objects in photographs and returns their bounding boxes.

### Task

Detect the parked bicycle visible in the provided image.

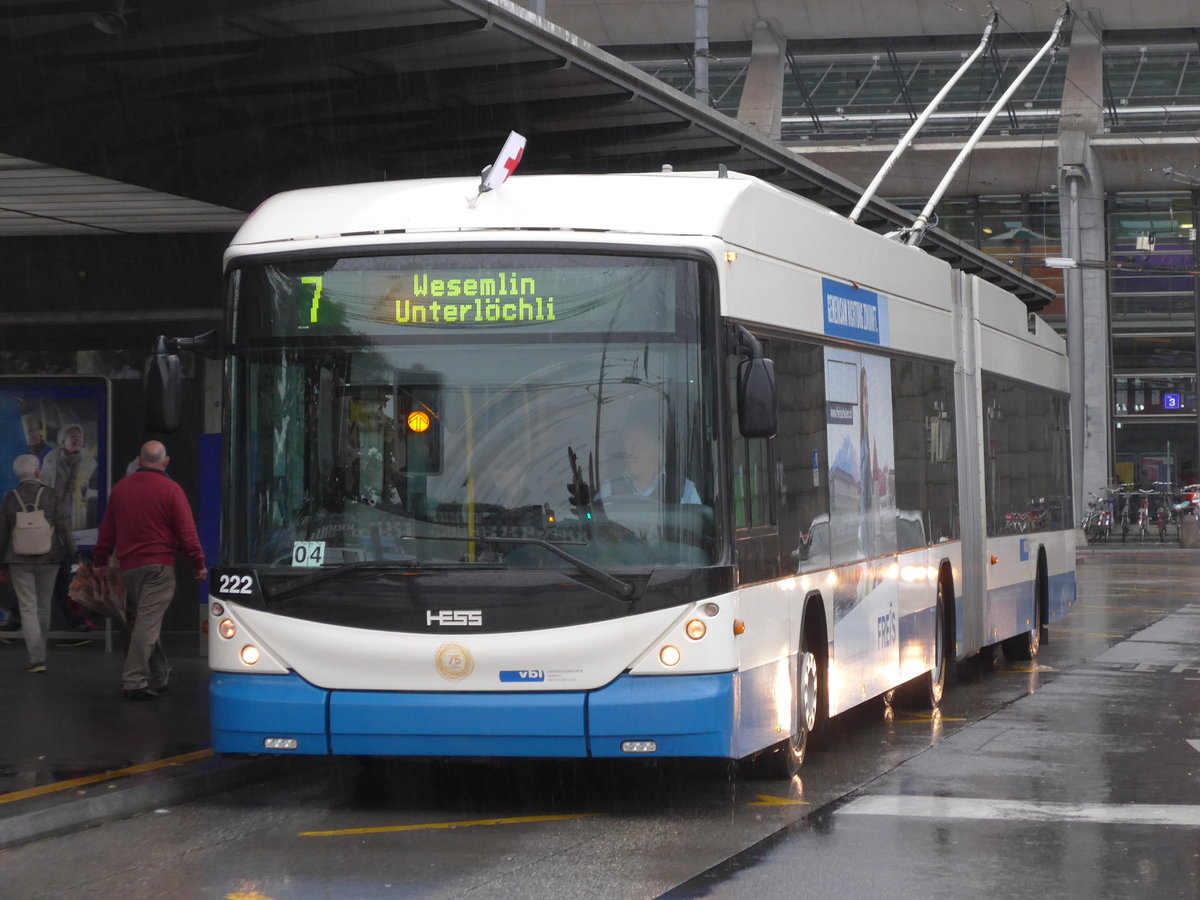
[1081,488,1115,543]
[1153,482,1174,542]
[1116,486,1133,543]
[1136,488,1152,541]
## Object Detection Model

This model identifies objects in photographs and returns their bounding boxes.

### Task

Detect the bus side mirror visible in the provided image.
[143,331,219,434]
[144,340,182,433]
[737,356,778,438]
[729,324,778,438]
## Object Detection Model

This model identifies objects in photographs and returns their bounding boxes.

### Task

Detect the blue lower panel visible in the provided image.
[210,672,330,754]
[988,580,1035,642]
[210,671,737,759]
[899,605,936,667]
[329,690,587,757]
[1048,570,1076,621]
[588,672,735,758]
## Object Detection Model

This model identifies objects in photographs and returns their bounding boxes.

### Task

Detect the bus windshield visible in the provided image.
[226,251,719,572]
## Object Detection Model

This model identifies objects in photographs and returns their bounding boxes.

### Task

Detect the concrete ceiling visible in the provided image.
[0,154,245,236]
[546,0,1197,45]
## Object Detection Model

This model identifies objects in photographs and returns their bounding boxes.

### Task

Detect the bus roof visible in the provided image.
[228,170,842,254]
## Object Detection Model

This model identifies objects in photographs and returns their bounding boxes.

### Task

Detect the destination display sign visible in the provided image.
[237,254,687,338]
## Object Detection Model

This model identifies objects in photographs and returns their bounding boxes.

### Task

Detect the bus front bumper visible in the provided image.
[210,670,737,759]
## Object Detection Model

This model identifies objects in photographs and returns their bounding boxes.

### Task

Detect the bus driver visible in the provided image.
[599,413,701,505]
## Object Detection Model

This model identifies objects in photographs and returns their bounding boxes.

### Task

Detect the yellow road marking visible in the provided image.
[0,749,214,806]
[227,894,281,900]
[299,812,601,837]
[1048,627,1125,638]
[1066,606,1169,615]
[893,712,966,723]
[748,794,808,807]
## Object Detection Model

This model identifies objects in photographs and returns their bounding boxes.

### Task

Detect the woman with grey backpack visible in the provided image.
[0,454,77,673]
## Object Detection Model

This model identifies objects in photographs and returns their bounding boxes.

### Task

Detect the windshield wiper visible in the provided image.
[402,534,636,601]
[265,561,403,603]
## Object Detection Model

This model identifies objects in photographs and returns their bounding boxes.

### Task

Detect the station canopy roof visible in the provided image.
[1,0,1054,306]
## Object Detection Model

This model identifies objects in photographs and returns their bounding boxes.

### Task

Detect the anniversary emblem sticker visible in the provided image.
[434,642,474,680]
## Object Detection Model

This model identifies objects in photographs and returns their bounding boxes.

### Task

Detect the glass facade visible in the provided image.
[892,195,1066,323]
[1107,193,1200,486]
[1104,44,1200,134]
[635,39,1200,141]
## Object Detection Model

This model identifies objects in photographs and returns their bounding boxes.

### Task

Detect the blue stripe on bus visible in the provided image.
[588,672,735,758]
[330,689,587,756]
[899,603,937,669]
[210,671,740,759]
[988,579,1035,642]
[210,672,330,755]
[1048,570,1076,620]
[986,569,1076,642]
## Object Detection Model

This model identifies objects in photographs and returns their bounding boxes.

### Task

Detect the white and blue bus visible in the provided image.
[196,170,1075,772]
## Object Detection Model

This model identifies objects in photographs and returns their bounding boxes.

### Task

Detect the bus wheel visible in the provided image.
[744,645,822,779]
[792,649,819,764]
[895,581,947,709]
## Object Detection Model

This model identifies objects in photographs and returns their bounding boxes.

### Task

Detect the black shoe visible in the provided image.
[150,681,169,694]
[123,687,160,701]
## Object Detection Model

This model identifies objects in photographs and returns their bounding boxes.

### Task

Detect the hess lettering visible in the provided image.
[427,610,483,627]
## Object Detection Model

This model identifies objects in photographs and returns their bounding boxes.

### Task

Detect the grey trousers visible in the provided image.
[10,563,58,665]
[121,564,175,691]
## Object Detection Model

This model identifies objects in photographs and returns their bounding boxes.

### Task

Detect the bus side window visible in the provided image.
[770,339,830,571]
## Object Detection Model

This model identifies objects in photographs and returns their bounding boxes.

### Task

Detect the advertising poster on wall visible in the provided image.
[0,376,111,548]
[1139,453,1175,487]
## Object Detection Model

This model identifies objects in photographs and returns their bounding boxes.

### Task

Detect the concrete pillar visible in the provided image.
[737,20,785,140]
[1057,8,1110,521]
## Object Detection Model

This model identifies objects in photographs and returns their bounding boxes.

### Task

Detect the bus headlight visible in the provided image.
[659,645,681,666]
[218,619,236,640]
[685,618,707,640]
[240,645,261,666]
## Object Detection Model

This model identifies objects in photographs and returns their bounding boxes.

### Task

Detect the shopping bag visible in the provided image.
[68,559,127,626]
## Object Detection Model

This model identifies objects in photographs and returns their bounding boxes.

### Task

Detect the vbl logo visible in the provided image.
[500,669,546,682]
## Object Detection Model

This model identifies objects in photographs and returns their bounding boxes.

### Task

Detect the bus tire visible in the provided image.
[1001,559,1045,661]
[745,605,827,778]
[894,577,949,709]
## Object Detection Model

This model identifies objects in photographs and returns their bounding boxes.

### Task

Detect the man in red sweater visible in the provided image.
[94,440,207,701]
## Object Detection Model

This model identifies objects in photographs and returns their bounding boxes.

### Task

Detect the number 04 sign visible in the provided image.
[292,541,326,566]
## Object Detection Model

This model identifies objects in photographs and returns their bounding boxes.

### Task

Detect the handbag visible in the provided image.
[68,559,127,626]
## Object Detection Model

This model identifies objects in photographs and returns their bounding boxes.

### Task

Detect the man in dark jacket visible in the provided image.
[93,440,207,701]
[0,454,76,672]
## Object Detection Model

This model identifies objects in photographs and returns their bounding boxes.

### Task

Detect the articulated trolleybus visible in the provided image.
[205,169,1075,772]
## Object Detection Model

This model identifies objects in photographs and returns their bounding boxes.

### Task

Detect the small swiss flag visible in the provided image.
[480,132,526,193]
